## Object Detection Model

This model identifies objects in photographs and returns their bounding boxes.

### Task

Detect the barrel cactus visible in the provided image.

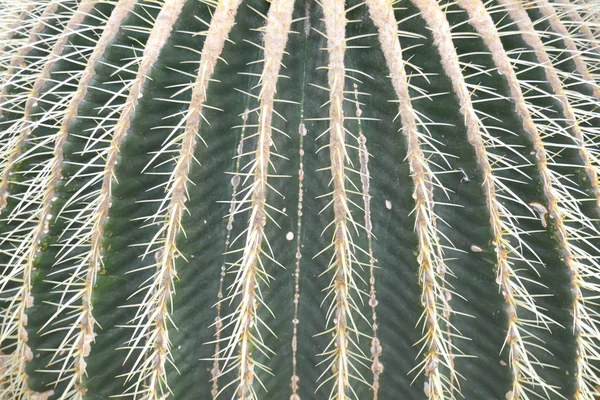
[0,0,599,399]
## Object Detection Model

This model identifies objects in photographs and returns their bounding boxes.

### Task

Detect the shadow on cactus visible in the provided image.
[0,0,599,399]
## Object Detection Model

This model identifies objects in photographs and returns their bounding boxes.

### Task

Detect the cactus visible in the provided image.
[0,0,599,399]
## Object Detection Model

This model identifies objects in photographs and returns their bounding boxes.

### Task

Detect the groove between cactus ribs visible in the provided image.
[29,1,138,398]
[84,1,190,398]
[351,82,382,399]
[217,1,294,398]
[412,0,559,397]
[459,0,600,397]
[290,116,305,400]
[212,109,249,399]
[129,0,243,398]
[496,0,600,208]
[366,0,455,397]
[289,8,311,397]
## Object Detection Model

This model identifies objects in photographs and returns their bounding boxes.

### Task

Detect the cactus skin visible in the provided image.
[0,0,599,399]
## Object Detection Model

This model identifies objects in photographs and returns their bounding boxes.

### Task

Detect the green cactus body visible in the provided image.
[0,0,599,399]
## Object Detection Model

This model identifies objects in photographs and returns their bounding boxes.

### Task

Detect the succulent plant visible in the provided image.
[0,0,599,399]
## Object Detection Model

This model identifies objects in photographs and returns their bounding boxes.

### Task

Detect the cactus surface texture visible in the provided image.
[1,0,600,399]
